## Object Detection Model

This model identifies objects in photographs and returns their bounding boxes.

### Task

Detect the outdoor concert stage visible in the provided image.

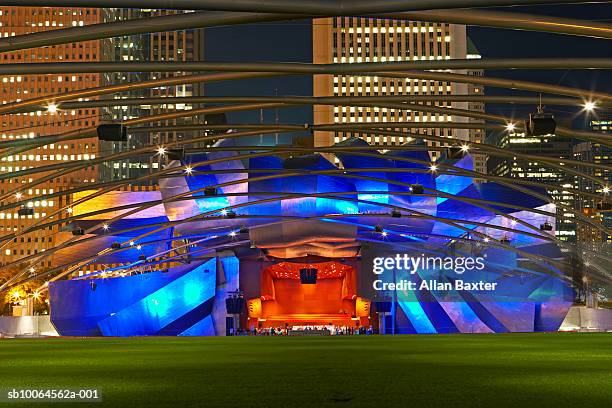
[48,138,574,336]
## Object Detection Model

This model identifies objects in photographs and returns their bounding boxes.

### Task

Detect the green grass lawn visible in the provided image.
[0,333,611,407]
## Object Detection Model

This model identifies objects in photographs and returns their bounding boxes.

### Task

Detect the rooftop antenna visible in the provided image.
[537,93,544,114]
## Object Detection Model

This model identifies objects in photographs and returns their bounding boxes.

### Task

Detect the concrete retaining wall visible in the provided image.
[559,306,612,332]
[0,316,59,337]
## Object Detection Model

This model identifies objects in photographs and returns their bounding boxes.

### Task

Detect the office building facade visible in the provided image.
[312,17,485,169]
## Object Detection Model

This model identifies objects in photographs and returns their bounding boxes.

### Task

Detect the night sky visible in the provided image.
[204,3,612,135]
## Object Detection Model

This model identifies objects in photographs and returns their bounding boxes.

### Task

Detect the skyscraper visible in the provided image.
[0,7,205,270]
[573,111,612,243]
[0,6,102,268]
[491,130,576,243]
[312,17,485,168]
[99,9,205,184]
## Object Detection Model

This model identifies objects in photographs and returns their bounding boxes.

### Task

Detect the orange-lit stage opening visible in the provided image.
[246,261,370,330]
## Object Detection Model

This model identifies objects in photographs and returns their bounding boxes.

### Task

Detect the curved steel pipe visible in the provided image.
[1,71,610,118]
[2,59,611,76]
[385,9,612,39]
[13,95,602,115]
[0,0,596,14]
[0,149,604,274]
[0,9,608,58]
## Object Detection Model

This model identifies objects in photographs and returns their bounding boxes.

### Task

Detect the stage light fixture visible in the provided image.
[66,207,73,214]
[138,254,146,261]
[429,164,438,172]
[525,105,556,136]
[374,225,384,233]
[446,146,465,159]
[97,123,127,142]
[204,187,217,196]
[461,144,470,153]
[540,221,553,231]
[136,245,142,250]
[102,224,109,231]
[603,186,610,194]
[483,237,490,243]
[505,122,516,132]
[391,210,402,218]
[111,242,121,249]
[220,209,228,216]
[14,192,22,200]
[185,166,193,175]
[226,210,237,219]
[228,231,237,237]
[167,147,185,160]
[239,226,249,234]
[18,206,34,216]
[157,146,166,156]
[47,103,58,114]
[500,235,511,244]
[72,227,85,236]
[410,184,424,194]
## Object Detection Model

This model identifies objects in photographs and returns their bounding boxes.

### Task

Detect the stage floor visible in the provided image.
[255,313,356,328]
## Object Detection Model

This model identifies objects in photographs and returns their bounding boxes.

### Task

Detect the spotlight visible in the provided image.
[583,101,596,112]
[136,244,142,250]
[603,186,610,194]
[157,146,166,156]
[185,166,193,175]
[33,291,40,300]
[483,237,490,243]
[374,225,384,233]
[66,207,73,214]
[12,290,20,299]
[14,192,22,200]
[505,122,516,132]
[220,209,228,216]
[228,231,237,237]
[381,231,388,237]
[429,164,438,172]
[129,241,135,246]
[47,103,58,114]
[461,144,470,153]
[102,224,109,231]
